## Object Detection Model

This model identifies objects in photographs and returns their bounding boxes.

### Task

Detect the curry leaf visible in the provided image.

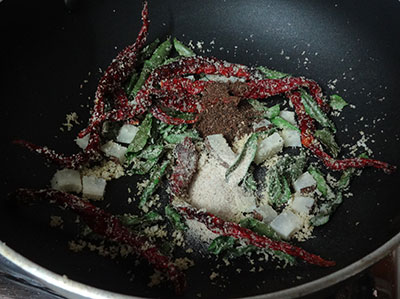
[126,113,153,163]
[330,94,348,111]
[165,205,187,231]
[314,128,340,158]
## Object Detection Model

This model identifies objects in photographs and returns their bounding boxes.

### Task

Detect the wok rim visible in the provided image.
[0,233,399,299]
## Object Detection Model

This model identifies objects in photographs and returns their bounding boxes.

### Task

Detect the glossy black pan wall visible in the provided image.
[0,0,399,298]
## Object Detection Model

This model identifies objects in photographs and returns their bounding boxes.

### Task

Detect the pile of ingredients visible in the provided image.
[11,2,396,295]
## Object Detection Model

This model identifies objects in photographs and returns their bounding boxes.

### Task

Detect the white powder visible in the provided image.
[292,213,314,242]
[186,151,256,222]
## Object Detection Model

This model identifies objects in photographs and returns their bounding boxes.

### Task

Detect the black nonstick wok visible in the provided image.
[1,0,399,298]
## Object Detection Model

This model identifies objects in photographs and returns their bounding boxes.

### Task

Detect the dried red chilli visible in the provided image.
[12,140,91,169]
[244,78,325,106]
[286,91,316,134]
[80,1,149,139]
[158,56,256,81]
[288,91,396,173]
[309,143,396,173]
[160,94,200,114]
[114,87,130,110]
[160,78,209,96]
[177,205,336,267]
[12,188,186,295]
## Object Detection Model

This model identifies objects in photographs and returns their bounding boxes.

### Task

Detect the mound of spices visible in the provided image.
[194,82,259,144]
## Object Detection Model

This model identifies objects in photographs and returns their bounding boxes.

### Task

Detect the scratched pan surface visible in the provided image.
[0,0,399,298]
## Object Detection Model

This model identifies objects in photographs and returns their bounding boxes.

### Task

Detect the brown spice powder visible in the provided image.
[194,82,260,144]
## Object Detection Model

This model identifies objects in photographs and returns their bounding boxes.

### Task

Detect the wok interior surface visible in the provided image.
[1,0,399,297]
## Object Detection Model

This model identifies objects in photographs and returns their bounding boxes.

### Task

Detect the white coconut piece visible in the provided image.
[206,134,237,167]
[279,110,296,125]
[254,132,284,164]
[116,124,139,144]
[51,169,82,193]
[291,195,315,214]
[101,141,128,163]
[270,210,302,239]
[255,204,278,223]
[293,172,317,193]
[82,176,107,200]
[280,129,302,147]
[75,134,90,150]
